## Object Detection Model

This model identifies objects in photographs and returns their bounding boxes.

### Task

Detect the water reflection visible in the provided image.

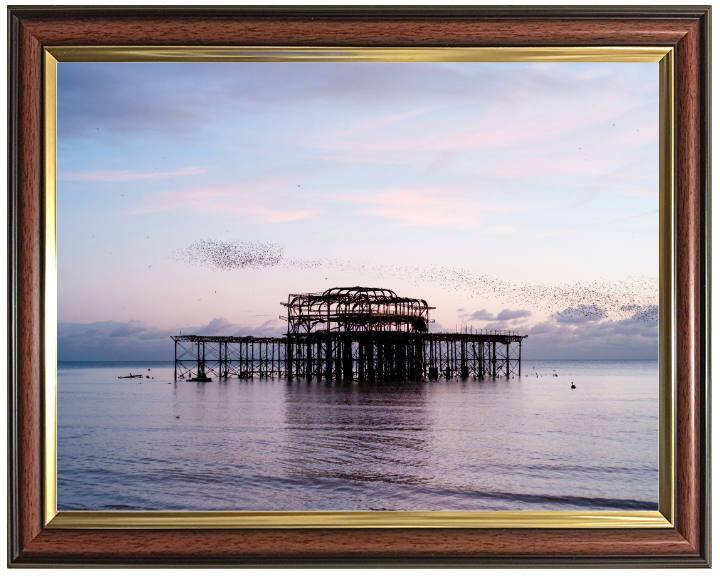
[282,380,432,491]
[56,360,659,511]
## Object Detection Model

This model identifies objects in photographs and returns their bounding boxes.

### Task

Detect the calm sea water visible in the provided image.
[57,360,658,511]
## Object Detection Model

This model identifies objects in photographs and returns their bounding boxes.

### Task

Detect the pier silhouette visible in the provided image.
[173,287,527,382]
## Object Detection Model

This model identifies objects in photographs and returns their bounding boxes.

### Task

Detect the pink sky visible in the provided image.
[56,61,659,359]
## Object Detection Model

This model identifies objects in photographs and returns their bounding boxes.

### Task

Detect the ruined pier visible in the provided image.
[173,287,527,382]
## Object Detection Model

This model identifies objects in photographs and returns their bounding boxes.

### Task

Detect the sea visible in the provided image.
[57,360,658,512]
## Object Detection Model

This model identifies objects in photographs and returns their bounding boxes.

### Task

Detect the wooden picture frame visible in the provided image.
[8,6,710,567]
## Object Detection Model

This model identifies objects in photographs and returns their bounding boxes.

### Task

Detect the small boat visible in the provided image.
[118,373,143,379]
[188,371,212,382]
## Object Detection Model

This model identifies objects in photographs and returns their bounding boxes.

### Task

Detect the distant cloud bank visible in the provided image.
[521,316,658,360]
[58,318,284,361]
[58,313,657,361]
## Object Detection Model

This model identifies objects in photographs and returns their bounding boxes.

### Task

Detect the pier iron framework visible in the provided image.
[173,287,526,381]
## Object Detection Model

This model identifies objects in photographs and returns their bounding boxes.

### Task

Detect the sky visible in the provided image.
[56,61,659,360]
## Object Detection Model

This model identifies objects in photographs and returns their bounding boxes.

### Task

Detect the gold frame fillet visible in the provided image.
[44,46,675,530]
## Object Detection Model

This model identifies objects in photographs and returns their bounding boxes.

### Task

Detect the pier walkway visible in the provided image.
[172,330,526,382]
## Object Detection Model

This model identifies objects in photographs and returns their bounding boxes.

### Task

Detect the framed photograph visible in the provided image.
[8,6,710,567]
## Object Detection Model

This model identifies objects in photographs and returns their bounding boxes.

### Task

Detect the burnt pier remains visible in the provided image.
[172,287,527,382]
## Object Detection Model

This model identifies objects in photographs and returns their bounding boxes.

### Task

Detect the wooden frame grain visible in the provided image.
[8,6,710,567]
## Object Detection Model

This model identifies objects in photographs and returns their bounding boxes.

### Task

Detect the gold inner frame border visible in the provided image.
[43,46,675,529]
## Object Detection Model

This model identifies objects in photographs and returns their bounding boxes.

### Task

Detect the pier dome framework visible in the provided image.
[280,286,434,335]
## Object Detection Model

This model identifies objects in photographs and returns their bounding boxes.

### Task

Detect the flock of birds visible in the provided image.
[172,238,659,323]
[173,239,284,271]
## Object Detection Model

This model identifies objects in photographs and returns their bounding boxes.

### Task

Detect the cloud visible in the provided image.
[57,63,211,139]
[452,301,657,359]
[527,321,555,335]
[483,320,511,331]
[541,210,658,238]
[244,319,286,337]
[58,318,285,360]
[193,318,237,335]
[57,312,657,361]
[138,329,176,341]
[131,168,329,223]
[466,309,495,321]
[191,317,285,338]
[108,320,147,337]
[554,305,608,324]
[133,185,318,223]
[59,167,206,183]
[496,309,532,321]
[64,327,102,340]
[332,186,517,228]
[521,315,658,360]
[309,70,655,162]
[620,304,659,322]
[462,308,530,322]
[56,62,508,141]
[57,62,514,143]
[478,124,658,182]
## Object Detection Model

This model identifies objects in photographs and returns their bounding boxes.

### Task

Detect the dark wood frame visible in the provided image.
[8,6,710,567]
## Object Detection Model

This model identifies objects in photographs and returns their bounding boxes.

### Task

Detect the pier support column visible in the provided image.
[195,341,201,378]
[368,340,375,380]
[480,341,485,380]
[287,340,293,380]
[343,340,353,381]
[325,338,333,381]
[506,342,510,378]
[358,340,365,381]
[492,341,497,379]
[518,341,522,377]
[461,339,469,378]
[306,341,312,381]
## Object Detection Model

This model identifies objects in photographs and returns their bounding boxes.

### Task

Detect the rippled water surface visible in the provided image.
[57,360,658,511]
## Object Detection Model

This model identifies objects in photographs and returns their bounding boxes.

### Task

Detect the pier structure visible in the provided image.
[172,287,526,382]
[281,286,434,334]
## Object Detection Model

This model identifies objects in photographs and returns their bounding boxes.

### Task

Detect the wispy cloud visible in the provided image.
[472,124,658,183]
[332,186,518,228]
[59,167,207,183]
[310,87,645,159]
[131,166,333,223]
[134,185,318,223]
[540,210,658,237]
